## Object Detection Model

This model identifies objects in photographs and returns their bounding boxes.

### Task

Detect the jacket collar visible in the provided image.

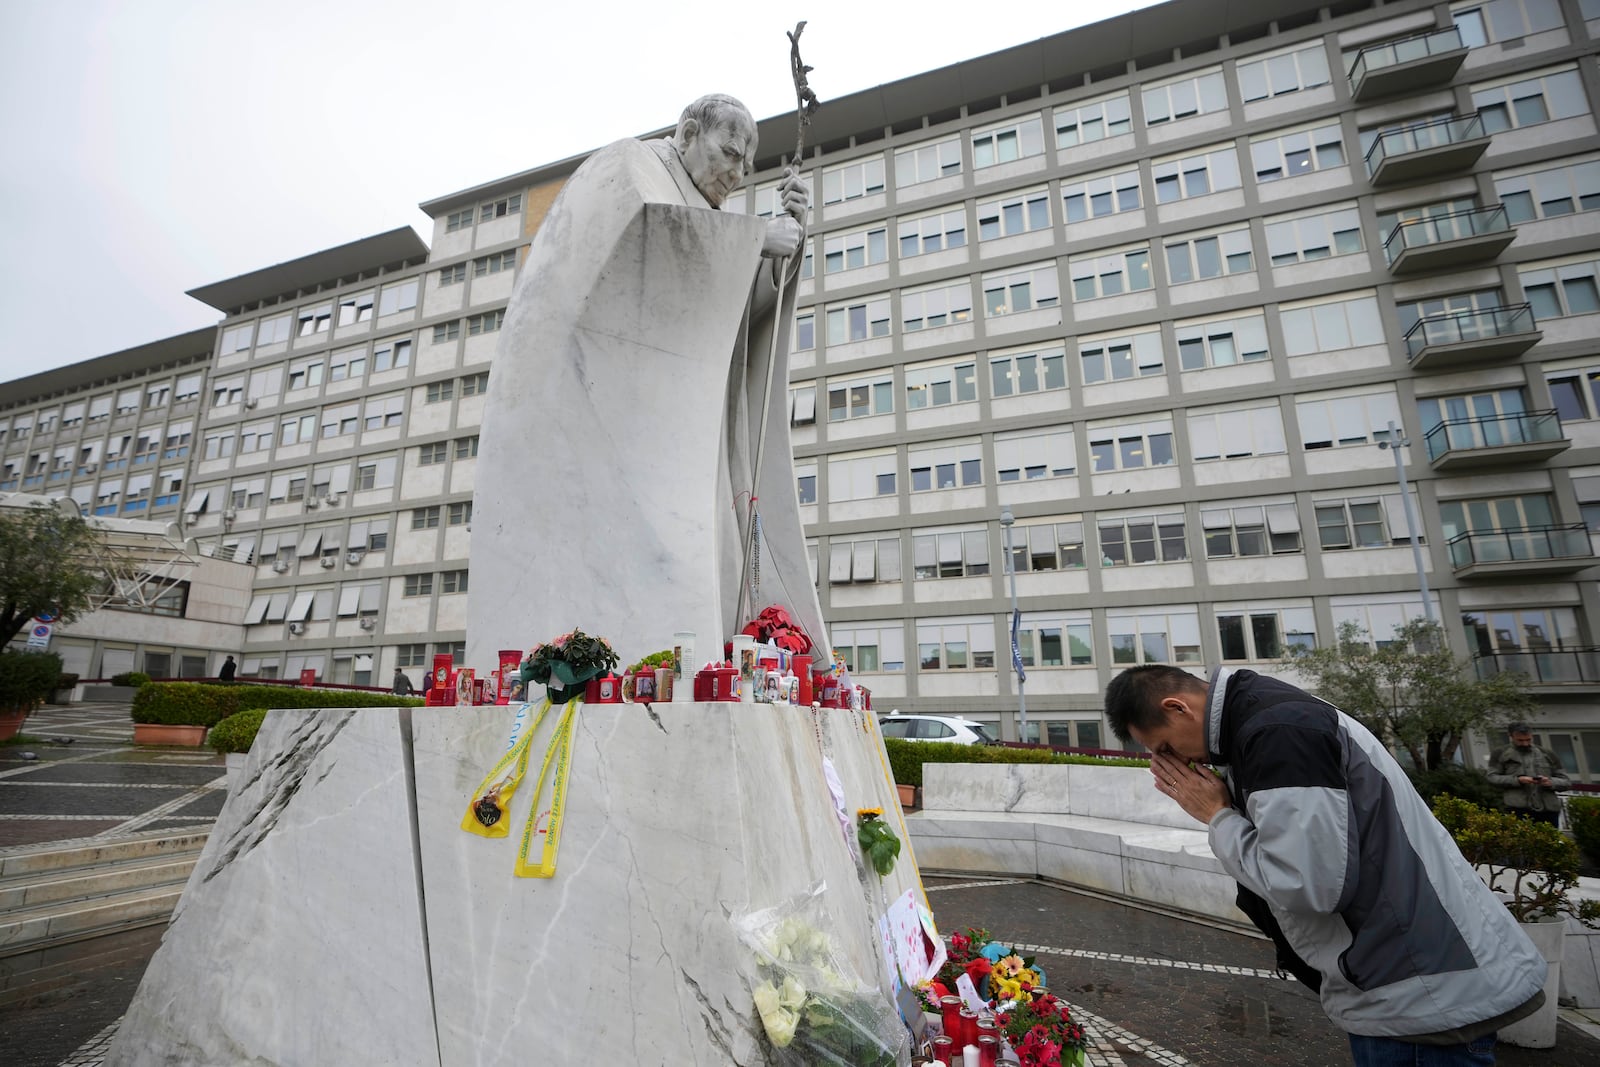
[1204,665,1234,766]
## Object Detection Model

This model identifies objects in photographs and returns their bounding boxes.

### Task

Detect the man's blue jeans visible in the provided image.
[1348,1033,1496,1066]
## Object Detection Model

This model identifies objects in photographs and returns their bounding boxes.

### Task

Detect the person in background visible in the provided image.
[392,668,416,696]
[218,656,237,682]
[1488,722,1570,826]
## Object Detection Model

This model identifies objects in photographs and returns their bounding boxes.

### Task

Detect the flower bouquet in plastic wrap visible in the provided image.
[734,883,909,1066]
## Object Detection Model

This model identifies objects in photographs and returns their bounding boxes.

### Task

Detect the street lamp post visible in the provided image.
[999,507,1027,742]
[1377,420,1438,626]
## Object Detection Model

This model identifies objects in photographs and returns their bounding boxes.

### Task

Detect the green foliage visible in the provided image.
[1432,794,1600,926]
[1288,619,1534,770]
[133,682,422,727]
[55,673,79,691]
[0,501,104,646]
[209,709,268,754]
[856,811,900,877]
[0,650,64,712]
[525,628,619,686]
[1405,764,1504,811]
[883,737,1146,787]
[112,672,151,688]
[1568,796,1600,870]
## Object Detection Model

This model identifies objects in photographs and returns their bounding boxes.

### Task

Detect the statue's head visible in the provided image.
[673,94,758,208]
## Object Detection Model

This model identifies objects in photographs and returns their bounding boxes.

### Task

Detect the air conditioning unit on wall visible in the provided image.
[288,621,306,635]
[272,559,290,573]
[320,557,336,569]
[358,617,376,631]
[347,551,364,566]
[305,497,320,509]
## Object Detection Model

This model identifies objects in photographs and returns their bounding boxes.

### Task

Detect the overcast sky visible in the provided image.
[0,0,1154,384]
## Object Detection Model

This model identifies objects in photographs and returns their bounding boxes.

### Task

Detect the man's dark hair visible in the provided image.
[1104,664,1207,744]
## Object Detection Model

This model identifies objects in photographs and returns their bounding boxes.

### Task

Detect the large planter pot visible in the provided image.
[134,723,208,747]
[1500,915,1565,1048]
[896,783,920,810]
[0,709,27,742]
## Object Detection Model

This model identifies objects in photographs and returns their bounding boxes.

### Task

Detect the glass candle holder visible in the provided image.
[958,1008,979,1048]
[977,1034,1000,1067]
[930,1036,954,1065]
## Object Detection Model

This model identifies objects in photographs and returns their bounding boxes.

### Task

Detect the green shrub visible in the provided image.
[1433,794,1600,925]
[1569,796,1600,869]
[110,671,151,688]
[883,737,1145,787]
[0,651,63,711]
[1406,764,1504,811]
[209,709,268,754]
[132,681,422,727]
[55,673,79,690]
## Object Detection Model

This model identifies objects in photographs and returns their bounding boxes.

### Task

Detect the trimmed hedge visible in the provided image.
[209,709,268,754]
[884,737,1146,788]
[1404,764,1504,811]
[132,682,423,727]
[111,672,151,688]
[1570,796,1600,870]
[0,650,63,712]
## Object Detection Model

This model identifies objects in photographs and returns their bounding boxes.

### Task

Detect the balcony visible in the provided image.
[1404,304,1541,371]
[1365,113,1490,186]
[1474,648,1600,686]
[1422,409,1568,471]
[1447,523,1594,579]
[1349,26,1469,102]
[1384,205,1516,275]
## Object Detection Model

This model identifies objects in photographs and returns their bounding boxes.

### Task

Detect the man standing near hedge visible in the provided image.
[218,656,236,682]
[1105,664,1546,1066]
[1488,723,1570,826]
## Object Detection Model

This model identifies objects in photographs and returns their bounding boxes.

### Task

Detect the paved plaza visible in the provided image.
[4,704,1599,1066]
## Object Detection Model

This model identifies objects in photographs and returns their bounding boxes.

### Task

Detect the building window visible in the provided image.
[1278,294,1382,358]
[1079,328,1163,385]
[1142,69,1227,126]
[1547,365,1600,422]
[320,402,360,439]
[825,296,892,344]
[174,375,201,402]
[338,290,375,326]
[203,432,235,460]
[1453,0,1566,45]
[1088,418,1174,472]
[297,303,332,337]
[897,207,966,258]
[1440,493,1555,539]
[460,371,490,397]
[412,505,441,530]
[821,157,886,205]
[403,573,434,597]
[395,644,429,668]
[372,338,412,372]
[210,377,244,407]
[1463,606,1579,661]
[821,226,888,274]
[917,617,996,670]
[435,641,467,666]
[908,440,983,492]
[278,413,315,447]
[912,526,990,578]
[256,314,292,346]
[1202,503,1302,557]
[1265,205,1364,264]
[1237,43,1331,102]
[426,380,455,404]
[1070,245,1153,300]
[991,344,1066,396]
[1296,389,1401,449]
[473,251,517,276]
[1520,257,1600,320]
[440,570,469,594]
[1218,606,1317,660]
[480,194,522,221]
[1153,145,1242,203]
[1054,93,1132,147]
[1496,159,1600,223]
[329,347,366,382]
[1175,312,1270,370]
[1165,227,1253,284]
[971,115,1045,168]
[894,136,962,187]
[982,263,1059,316]
[833,623,907,672]
[238,422,273,454]
[793,312,815,351]
[448,501,473,526]
[1189,405,1286,461]
[1396,288,1507,336]
[454,435,479,459]
[977,187,1051,240]
[994,427,1074,481]
[1250,123,1345,182]
[356,457,396,490]
[1472,67,1589,133]
[446,209,474,233]
[796,462,817,505]
[432,321,462,343]
[1099,512,1187,565]
[438,263,466,285]
[1108,608,1202,664]
[220,324,253,352]
[1005,520,1086,572]
[827,535,902,584]
[288,358,325,391]
[825,451,896,502]
[900,282,972,332]
[1017,612,1094,669]
[827,373,894,421]
[904,359,975,410]
[467,310,504,336]
[1060,167,1141,224]
[115,389,140,415]
[1315,498,1390,549]
[790,386,816,426]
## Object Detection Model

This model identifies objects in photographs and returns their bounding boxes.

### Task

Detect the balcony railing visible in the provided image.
[1447,522,1593,570]
[1404,303,1539,367]
[1384,205,1514,272]
[1474,649,1600,685]
[1422,409,1565,463]
[1365,113,1489,184]
[1348,26,1468,101]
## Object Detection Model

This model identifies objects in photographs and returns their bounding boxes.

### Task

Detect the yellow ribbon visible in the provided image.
[461,696,582,880]
[460,698,553,839]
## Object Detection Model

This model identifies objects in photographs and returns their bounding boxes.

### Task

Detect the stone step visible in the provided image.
[0,885,185,959]
[0,853,197,912]
[0,829,209,879]
[0,924,166,1007]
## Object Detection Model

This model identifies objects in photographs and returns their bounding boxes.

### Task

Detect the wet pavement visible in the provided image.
[5,705,1600,1066]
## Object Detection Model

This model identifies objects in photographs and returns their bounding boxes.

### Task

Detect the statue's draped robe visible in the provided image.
[465,138,829,668]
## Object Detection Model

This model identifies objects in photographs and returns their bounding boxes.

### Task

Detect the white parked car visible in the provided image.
[878,715,996,745]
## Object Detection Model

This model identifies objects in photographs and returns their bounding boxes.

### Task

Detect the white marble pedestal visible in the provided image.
[106,701,922,1067]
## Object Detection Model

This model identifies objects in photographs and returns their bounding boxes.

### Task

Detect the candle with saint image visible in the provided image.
[730,635,756,702]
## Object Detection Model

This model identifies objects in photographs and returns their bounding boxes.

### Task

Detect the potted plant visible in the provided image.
[211,708,268,786]
[522,629,619,703]
[131,681,235,747]
[1432,795,1600,1048]
[0,650,62,741]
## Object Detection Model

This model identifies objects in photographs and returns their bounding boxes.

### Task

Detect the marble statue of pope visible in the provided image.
[465,94,831,671]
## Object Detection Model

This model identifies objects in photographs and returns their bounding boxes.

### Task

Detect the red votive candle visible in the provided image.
[959,1008,979,1048]
[930,1035,955,1065]
[977,1034,1000,1067]
[938,996,962,1044]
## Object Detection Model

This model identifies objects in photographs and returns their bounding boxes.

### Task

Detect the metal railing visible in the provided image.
[1403,303,1536,359]
[1473,648,1600,685]
[1421,409,1562,461]
[1384,204,1511,263]
[1348,25,1466,85]
[1365,112,1486,176]
[1446,522,1592,568]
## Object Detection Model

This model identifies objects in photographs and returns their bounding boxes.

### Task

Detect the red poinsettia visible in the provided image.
[741,605,813,654]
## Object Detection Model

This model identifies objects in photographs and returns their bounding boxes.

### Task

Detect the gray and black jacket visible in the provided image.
[1203,668,1546,1038]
